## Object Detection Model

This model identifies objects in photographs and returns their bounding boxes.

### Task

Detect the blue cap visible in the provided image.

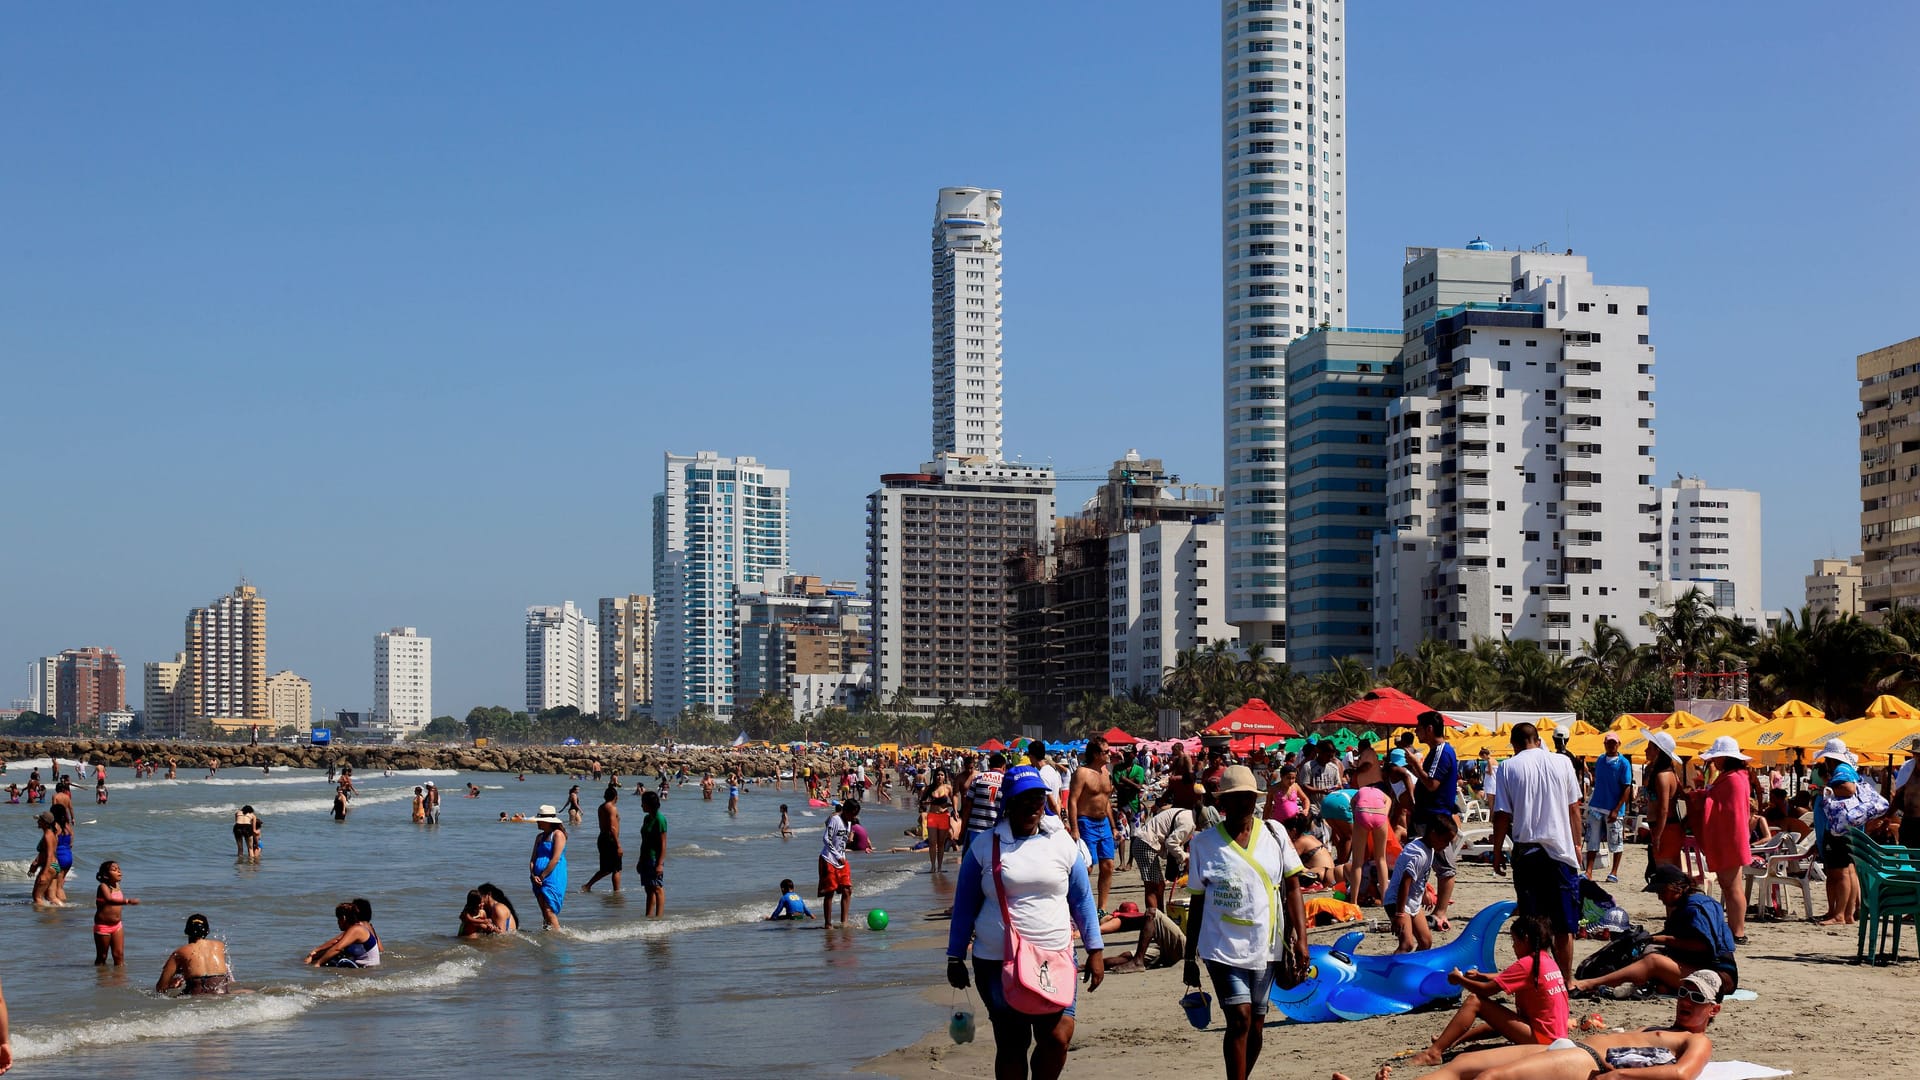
[1003,766,1048,800]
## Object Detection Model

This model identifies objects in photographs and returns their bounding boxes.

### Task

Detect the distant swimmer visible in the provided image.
[766,878,814,920]
[424,782,441,824]
[565,785,583,826]
[412,787,427,824]
[331,790,349,821]
[727,777,740,815]
[96,774,108,805]
[528,806,569,930]
[780,804,794,839]
[49,804,75,905]
[93,861,140,966]
[305,899,381,968]
[466,783,482,798]
[581,785,623,893]
[157,913,231,995]
[30,813,58,906]
[233,805,261,860]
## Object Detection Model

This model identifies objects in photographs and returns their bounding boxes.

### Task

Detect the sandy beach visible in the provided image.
[864,847,1920,1079]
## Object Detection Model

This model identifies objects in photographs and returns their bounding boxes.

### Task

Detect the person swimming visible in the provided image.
[157,913,232,995]
[305,899,382,968]
[766,878,815,920]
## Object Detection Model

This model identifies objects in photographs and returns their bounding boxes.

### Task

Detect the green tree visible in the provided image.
[737,692,795,742]
[414,715,467,742]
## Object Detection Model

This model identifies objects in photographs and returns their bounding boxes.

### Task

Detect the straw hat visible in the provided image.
[1646,731,1679,762]
[1812,738,1857,765]
[1216,765,1260,796]
[1698,735,1750,762]
[531,804,564,824]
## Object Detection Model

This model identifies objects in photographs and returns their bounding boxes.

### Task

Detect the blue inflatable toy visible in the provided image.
[1270,900,1516,1023]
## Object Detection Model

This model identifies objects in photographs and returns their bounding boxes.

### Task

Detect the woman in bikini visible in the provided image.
[93,861,141,966]
[157,913,232,995]
[304,899,382,967]
[232,805,260,860]
[29,812,59,907]
[478,882,520,932]
[919,768,957,874]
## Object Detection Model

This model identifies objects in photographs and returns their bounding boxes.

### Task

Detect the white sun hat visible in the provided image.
[1698,735,1750,762]
[1812,737,1857,765]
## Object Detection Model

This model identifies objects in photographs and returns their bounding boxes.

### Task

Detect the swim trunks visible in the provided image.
[1077,816,1116,862]
[638,857,664,889]
[817,856,852,896]
[597,834,621,874]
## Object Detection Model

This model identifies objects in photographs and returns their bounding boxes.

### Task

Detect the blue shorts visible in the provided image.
[1205,960,1274,1015]
[1078,817,1116,863]
[971,957,1075,1019]
[1512,845,1580,934]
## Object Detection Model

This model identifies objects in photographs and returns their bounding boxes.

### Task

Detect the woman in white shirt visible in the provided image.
[947,766,1104,1080]
[1183,765,1310,1080]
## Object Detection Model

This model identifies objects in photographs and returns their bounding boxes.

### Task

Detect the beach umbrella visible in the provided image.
[1739,711,1845,764]
[1100,726,1140,746]
[1660,710,1712,735]
[979,738,1007,752]
[1315,687,1458,730]
[1204,698,1297,739]
[1608,714,1649,733]
[1617,711,1704,763]
[1562,726,1614,761]
[1770,699,1826,722]
[1674,704,1770,752]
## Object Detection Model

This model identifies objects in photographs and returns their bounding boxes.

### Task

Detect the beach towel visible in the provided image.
[1698,1063,1791,1080]
[1304,896,1363,926]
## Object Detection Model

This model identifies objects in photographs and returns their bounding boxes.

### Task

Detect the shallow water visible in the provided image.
[0,763,949,1077]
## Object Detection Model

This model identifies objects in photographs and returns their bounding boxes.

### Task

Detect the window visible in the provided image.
[1607,303,1619,314]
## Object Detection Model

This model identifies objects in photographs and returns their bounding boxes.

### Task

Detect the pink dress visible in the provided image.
[1698,769,1751,873]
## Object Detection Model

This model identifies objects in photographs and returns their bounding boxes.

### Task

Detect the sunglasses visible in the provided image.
[1679,988,1715,1005]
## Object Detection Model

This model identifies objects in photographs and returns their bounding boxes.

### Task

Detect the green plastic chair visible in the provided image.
[1849,834,1920,965]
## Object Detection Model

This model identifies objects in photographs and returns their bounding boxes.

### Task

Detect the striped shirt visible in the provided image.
[966,770,1004,834]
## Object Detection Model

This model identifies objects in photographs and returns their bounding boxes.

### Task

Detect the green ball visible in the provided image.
[866,909,890,931]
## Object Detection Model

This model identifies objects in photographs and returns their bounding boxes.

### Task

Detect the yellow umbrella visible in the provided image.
[1675,703,1770,752]
[1769,699,1826,722]
[1742,713,1851,765]
[1608,713,1650,733]
[1564,726,1614,760]
[1615,711,1703,762]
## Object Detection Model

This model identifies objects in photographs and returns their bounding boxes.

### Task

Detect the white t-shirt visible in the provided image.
[965,817,1082,962]
[1039,763,1065,803]
[1492,747,1582,869]
[1188,821,1305,969]
[821,815,851,867]
[1384,838,1434,915]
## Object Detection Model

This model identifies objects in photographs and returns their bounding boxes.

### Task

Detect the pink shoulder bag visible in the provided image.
[991,832,1077,1014]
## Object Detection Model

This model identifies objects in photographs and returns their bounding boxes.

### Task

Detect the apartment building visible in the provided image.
[1858,334,1920,617]
[525,602,599,714]
[55,647,125,731]
[1659,478,1763,626]
[1806,556,1865,617]
[932,187,1004,461]
[597,596,653,724]
[184,583,269,734]
[373,626,433,735]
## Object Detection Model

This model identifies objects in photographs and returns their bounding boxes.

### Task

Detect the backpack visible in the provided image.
[1575,926,1651,981]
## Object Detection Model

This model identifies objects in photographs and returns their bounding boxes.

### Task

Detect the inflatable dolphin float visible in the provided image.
[1270,899,1516,1023]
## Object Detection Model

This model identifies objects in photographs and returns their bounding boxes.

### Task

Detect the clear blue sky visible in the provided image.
[4,3,1915,717]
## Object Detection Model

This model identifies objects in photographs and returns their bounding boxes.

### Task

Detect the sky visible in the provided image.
[4,2,1916,718]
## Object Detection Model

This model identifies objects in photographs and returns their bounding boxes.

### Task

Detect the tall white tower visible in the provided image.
[932,187,1004,461]
[524,602,598,715]
[373,626,432,735]
[1222,0,1348,653]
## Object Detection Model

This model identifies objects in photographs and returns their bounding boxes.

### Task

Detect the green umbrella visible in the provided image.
[1282,737,1306,754]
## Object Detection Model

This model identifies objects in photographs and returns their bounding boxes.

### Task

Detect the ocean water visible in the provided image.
[1,762,951,1077]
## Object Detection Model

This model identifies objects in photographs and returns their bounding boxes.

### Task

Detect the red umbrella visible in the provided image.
[1313,687,1459,730]
[1203,698,1297,738]
[979,738,1007,752]
[1100,727,1139,746]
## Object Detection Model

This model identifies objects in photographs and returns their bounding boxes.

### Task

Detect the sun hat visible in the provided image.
[1698,736,1750,762]
[1113,901,1144,918]
[1002,765,1048,800]
[1647,731,1679,762]
[1216,764,1260,796]
[531,804,564,824]
[425,781,436,787]
[1679,969,1724,1003]
[1387,749,1409,767]
[1812,737,1857,765]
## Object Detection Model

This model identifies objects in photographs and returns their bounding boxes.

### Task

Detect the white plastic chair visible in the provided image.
[1462,798,1491,824]
[1744,832,1825,920]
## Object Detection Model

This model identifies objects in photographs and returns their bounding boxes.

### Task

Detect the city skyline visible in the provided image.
[4,3,1914,712]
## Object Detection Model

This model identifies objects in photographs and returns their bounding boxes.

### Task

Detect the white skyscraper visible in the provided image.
[652,451,791,722]
[1659,479,1763,626]
[1223,0,1349,653]
[525,603,599,715]
[1108,520,1236,695]
[373,626,433,735]
[931,187,1003,461]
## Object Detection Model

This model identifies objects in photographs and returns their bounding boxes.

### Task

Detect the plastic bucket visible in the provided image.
[1180,989,1212,1030]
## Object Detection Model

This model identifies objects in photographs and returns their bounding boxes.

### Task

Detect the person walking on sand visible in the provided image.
[1489,722,1583,979]
[1066,737,1119,915]
[528,806,570,930]
[637,790,667,917]
[1410,710,1462,929]
[818,799,860,927]
[1584,733,1634,884]
[582,785,623,893]
[93,861,141,966]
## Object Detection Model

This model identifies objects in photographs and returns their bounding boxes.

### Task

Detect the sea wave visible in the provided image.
[674,843,725,858]
[8,956,486,1060]
[560,900,769,943]
[168,787,418,817]
[0,858,36,881]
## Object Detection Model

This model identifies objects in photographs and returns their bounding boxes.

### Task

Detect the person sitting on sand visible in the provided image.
[766,878,814,920]
[1100,901,1185,972]
[157,913,232,995]
[1570,865,1737,998]
[1407,915,1566,1066]
[1333,969,1723,1080]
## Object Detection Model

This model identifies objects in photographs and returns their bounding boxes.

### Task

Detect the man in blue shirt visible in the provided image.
[1585,732,1636,883]
[1411,710,1461,930]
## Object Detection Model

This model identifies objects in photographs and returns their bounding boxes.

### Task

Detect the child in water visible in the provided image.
[779,804,794,839]
[766,878,814,920]
[94,861,141,965]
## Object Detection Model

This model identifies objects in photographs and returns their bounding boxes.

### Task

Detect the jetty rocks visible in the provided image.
[0,738,834,780]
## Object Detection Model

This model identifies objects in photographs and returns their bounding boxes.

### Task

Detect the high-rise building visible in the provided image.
[736,574,871,719]
[1109,520,1235,696]
[184,583,269,735]
[1283,328,1401,672]
[525,602,599,715]
[55,647,126,732]
[1806,556,1865,618]
[143,653,187,737]
[1858,334,1920,617]
[868,456,1055,711]
[29,656,59,717]
[652,451,790,721]
[1222,0,1349,653]
[1373,250,1659,660]
[1659,478,1763,626]
[932,187,1004,461]
[266,670,312,732]
[597,596,654,723]
[373,627,433,735]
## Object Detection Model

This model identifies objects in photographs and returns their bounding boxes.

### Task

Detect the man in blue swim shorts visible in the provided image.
[1068,736,1120,914]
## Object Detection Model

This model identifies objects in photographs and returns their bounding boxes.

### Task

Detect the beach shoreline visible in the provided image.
[862,849,1920,1079]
